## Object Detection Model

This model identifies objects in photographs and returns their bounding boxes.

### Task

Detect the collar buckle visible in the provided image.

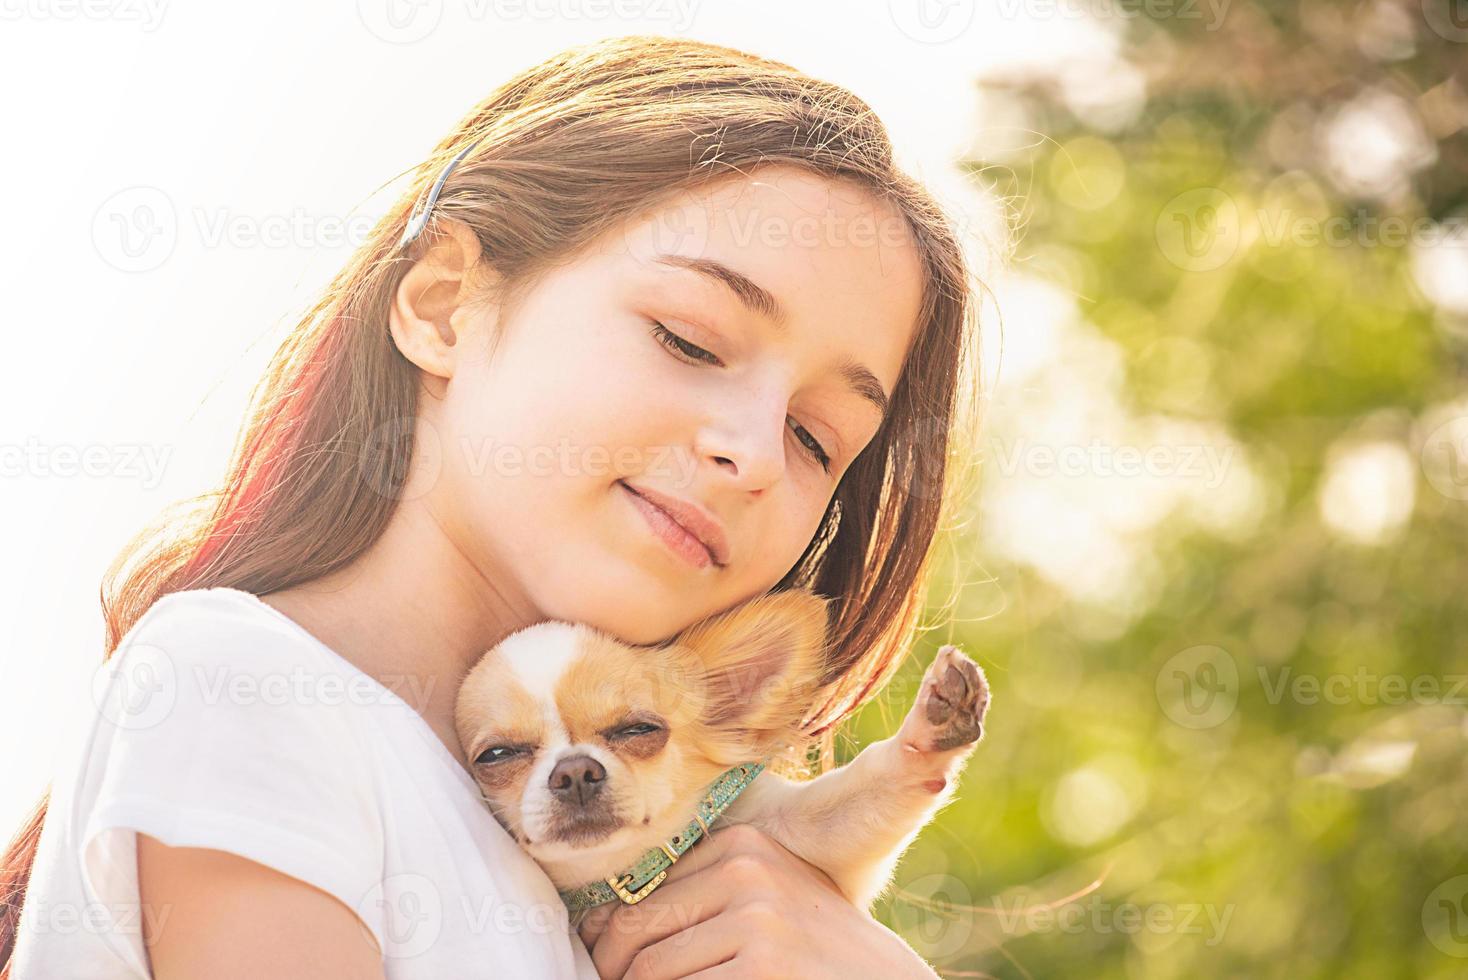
[565,761,767,912]
[606,868,669,905]
[606,838,681,905]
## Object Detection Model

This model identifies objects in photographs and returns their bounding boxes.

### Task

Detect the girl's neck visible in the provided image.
[258,498,546,769]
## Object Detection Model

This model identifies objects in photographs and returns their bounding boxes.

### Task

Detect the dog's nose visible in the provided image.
[548,754,607,807]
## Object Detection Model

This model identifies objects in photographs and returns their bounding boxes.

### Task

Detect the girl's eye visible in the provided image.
[788,419,831,474]
[475,745,529,765]
[649,320,833,475]
[650,320,721,365]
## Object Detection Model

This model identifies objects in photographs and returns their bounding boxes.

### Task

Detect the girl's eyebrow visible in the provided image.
[652,253,891,420]
[655,253,788,326]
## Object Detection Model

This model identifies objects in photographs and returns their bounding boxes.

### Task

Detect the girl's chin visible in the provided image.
[534,568,683,645]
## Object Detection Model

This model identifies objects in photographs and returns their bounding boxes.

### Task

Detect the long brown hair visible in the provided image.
[0,34,981,967]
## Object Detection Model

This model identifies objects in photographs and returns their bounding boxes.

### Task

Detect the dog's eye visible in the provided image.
[612,723,662,739]
[475,745,529,765]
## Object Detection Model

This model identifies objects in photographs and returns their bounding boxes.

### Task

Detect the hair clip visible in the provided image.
[398,139,482,249]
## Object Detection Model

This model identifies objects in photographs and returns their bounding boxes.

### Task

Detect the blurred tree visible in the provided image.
[855,2,1468,978]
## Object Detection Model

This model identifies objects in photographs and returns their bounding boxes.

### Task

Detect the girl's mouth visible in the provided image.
[618,480,718,570]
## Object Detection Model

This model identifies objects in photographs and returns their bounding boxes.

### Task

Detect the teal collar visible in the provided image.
[558,761,766,912]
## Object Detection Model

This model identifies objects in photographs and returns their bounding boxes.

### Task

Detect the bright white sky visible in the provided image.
[0,1,1125,832]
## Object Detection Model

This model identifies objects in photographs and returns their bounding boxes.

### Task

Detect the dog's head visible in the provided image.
[453,589,829,868]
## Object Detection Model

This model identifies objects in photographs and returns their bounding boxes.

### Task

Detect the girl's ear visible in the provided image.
[670,589,832,754]
[388,215,489,385]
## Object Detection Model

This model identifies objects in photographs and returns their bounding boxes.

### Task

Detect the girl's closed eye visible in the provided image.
[647,319,833,473]
[649,319,722,366]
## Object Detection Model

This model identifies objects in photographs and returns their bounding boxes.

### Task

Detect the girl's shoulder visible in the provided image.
[16,587,396,979]
[97,585,379,748]
[114,586,362,690]
[126,586,316,654]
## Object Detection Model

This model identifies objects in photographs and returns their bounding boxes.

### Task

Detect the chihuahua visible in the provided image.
[453,588,990,914]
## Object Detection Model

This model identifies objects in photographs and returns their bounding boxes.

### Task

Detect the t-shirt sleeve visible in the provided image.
[76,591,387,974]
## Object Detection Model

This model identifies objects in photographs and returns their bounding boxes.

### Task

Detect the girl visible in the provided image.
[1,34,980,979]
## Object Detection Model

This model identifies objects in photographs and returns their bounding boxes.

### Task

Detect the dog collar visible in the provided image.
[558,761,766,912]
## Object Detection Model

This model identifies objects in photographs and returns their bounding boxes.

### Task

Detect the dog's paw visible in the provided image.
[899,645,990,755]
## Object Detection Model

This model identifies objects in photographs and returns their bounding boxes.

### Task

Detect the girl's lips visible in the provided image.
[619,480,717,570]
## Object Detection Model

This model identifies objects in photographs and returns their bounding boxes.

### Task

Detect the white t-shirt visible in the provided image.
[9,587,598,979]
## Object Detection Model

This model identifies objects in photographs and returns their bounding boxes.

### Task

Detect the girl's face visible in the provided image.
[412,166,924,644]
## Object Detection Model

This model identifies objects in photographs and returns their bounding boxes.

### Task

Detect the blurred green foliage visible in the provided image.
[846,2,1468,977]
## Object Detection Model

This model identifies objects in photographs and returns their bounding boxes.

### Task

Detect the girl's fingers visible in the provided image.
[578,825,742,950]
[586,824,805,977]
[612,911,745,980]
[590,866,733,980]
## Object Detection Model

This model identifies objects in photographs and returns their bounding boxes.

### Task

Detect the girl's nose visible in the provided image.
[694,394,789,491]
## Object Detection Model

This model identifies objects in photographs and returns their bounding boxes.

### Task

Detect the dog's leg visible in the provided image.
[725,645,990,909]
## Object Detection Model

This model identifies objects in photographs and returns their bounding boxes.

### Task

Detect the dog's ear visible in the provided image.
[668,589,831,758]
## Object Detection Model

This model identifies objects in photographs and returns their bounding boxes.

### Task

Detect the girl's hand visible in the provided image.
[577,823,939,980]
